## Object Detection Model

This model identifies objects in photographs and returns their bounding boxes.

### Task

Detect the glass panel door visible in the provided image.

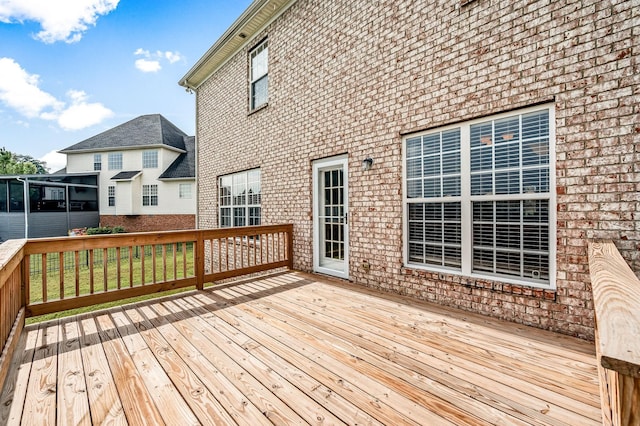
[313,156,348,278]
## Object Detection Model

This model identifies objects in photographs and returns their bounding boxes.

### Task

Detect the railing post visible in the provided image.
[286,224,294,270]
[195,231,205,290]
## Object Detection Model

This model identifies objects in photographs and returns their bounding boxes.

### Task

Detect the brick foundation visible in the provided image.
[100,215,195,233]
[194,0,638,340]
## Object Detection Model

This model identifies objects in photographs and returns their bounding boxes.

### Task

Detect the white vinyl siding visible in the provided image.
[404,105,555,288]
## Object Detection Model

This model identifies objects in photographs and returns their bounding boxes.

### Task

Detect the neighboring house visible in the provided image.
[60,114,196,232]
[0,173,99,240]
[179,0,638,339]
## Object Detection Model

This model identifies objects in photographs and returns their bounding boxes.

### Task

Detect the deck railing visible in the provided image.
[0,224,293,390]
[588,241,640,426]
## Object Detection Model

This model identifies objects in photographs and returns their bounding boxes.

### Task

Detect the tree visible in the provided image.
[0,148,48,175]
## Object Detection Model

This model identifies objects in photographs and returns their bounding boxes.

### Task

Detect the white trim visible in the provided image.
[402,103,556,289]
[312,155,349,279]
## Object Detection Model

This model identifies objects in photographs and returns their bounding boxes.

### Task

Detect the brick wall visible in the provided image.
[195,0,638,339]
[100,215,195,233]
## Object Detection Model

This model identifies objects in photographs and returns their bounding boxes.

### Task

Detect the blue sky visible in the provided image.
[0,0,252,171]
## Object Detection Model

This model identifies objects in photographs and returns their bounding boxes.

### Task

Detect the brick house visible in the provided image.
[180,0,638,339]
[60,114,196,232]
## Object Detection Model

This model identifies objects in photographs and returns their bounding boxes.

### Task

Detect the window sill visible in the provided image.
[248,103,269,116]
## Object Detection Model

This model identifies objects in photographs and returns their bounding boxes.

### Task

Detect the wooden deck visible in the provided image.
[0,271,601,425]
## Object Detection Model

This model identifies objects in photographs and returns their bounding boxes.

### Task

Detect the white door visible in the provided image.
[313,155,349,279]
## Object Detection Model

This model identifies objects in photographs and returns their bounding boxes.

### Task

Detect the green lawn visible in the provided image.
[27,244,196,324]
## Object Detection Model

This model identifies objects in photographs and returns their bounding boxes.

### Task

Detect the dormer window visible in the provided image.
[250,39,268,111]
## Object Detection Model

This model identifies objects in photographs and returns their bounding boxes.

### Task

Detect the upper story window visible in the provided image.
[219,169,261,227]
[250,39,268,111]
[108,152,123,170]
[142,184,158,206]
[94,154,102,171]
[108,185,115,207]
[404,105,555,288]
[179,183,192,199]
[142,150,158,168]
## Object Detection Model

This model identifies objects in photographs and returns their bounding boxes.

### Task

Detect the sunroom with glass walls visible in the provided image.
[403,104,555,288]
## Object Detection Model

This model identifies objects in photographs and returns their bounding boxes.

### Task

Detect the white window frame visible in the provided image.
[402,104,556,289]
[179,183,192,199]
[142,184,158,206]
[108,185,115,207]
[249,39,268,111]
[94,154,102,171]
[108,152,123,170]
[219,169,261,228]
[142,150,158,169]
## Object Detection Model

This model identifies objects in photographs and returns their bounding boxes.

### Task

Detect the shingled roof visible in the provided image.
[159,136,195,179]
[59,114,188,153]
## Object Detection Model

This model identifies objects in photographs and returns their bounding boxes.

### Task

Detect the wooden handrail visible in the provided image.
[588,240,640,426]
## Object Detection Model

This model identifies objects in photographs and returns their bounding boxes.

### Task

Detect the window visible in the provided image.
[179,183,192,199]
[142,184,158,206]
[142,150,158,168]
[94,154,102,171]
[108,186,115,206]
[404,106,554,287]
[108,153,123,170]
[219,169,261,227]
[249,39,268,111]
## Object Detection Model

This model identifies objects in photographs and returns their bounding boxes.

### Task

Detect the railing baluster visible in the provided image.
[172,243,177,280]
[89,250,94,294]
[74,251,80,297]
[182,242,187,278]
[217,239,221,273]
[59,252,64,300]
[152,245,157,283]
[103,248,108,292]
[225,238,229,271]
[129,246,133,287]
[141,245,146,285]
[162,244,167,283]
[116,247,121,290]
[25,254,30,306]
[42,253,47,303]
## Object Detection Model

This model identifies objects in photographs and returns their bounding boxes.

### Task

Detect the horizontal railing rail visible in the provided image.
[588,240,640,426]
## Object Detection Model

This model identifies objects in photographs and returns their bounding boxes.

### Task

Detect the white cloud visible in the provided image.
[57,90,113,130]
[135,58,161,73]
[0,58,113,130]
[164,51,182,64]
[0,57,63,118]
[134,48,150,57]
[39,150,67,172]
[133,48,182,72]
[0,0,119,43]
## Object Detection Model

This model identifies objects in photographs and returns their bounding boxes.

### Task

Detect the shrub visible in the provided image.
[86,226,127,235]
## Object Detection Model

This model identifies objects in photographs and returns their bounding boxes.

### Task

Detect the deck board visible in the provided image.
[0,271,602,425]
